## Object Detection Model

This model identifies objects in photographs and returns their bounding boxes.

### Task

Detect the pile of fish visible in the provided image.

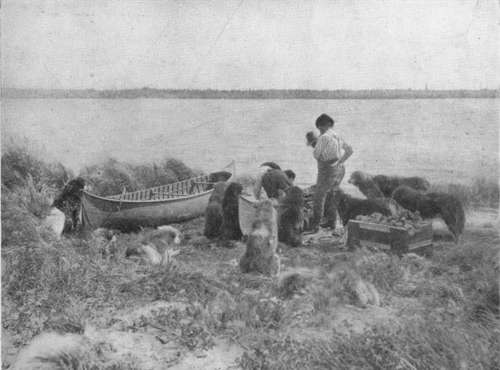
[355,210,428,235]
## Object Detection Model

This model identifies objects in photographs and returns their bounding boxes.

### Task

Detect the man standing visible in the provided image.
[307,114,353,234]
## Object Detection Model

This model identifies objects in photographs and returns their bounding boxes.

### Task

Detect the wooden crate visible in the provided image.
[346,220,433,255]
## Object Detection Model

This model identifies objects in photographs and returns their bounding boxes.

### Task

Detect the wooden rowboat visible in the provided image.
[81,172,232,231]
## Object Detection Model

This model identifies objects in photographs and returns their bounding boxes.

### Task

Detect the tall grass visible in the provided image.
[239,317,499,370]
[80,157,202,196]
[1,140,73,191]
[430,177,499,210]
[1,142,204,347]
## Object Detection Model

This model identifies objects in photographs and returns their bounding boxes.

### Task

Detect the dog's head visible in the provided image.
[208,171,232,183]
[411,177,431,192]
[155,225,182,245]
[348,171,372,187]
[225,182,243,198]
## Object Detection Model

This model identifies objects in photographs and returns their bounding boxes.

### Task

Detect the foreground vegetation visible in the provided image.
[2,143,499,369]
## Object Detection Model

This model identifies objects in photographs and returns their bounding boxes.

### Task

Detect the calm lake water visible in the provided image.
[2,98,498,188]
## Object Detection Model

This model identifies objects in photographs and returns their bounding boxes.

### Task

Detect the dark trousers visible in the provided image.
[311,163,345,229]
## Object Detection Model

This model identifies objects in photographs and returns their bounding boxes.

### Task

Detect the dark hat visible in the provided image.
[315,114,334,128]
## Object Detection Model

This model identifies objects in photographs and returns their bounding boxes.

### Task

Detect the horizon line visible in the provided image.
[3,87,500,91]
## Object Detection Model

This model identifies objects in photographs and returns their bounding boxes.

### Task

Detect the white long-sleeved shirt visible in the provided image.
[313,128,345,162]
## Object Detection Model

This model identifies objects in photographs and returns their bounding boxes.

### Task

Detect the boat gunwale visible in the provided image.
[82,188,214,205]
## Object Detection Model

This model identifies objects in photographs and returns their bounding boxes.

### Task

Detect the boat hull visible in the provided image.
[81,190,213,231]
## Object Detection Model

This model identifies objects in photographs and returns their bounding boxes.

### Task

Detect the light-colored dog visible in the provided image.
[43,207,66,237]
[11,331,94,370]
[126,225,182,265]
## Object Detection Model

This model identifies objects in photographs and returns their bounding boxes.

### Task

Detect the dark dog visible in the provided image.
[348,171,385,199]
[53,177,86,233]
[392,185,465,242]
[278,186,304,247]
[204,182,227,238]
[207,171,232,190]
[221,182,243,241]
[348,170,405,216]
[372,174,430,198]
[332,188,392,226]
[261,168,292,199]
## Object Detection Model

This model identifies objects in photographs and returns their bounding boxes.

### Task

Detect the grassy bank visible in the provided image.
[2,143,499,369]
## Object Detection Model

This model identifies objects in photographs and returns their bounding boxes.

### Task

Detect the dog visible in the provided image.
[125,225,182,264]
[260,168,292,199]
[43,207,66,237]
[52,177,86,233]
[11,331,95,370]
[332,188,392,226]
[239,200,280,276]
[278,186,304,247]
[372,174,430,198]
[204,182,227,238]
[348,170,405,216]
[207,171,232,190]
[348,171,385,199]
[221,182,244,241]
[392,185,465,242]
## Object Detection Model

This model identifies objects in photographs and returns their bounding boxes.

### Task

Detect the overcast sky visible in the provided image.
[2,0,499,90]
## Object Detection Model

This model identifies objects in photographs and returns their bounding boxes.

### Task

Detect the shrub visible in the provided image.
[239,317,499,370]
[1,141,72,191]
[80,157,201,196]
[430,177,499,210]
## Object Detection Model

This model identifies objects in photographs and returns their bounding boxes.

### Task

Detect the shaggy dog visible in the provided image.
[348,171,385,199]
[125,225,182,264]
[348,170,405,216]
[11,331,95,370]
[392,185,465,242]
[92,228,119,260]
[240,200,280,276]
[261,168,292,199]
[204,182,227,238]
[52,177,86,233]
[207,171,232,189]
[332,188,392,226]
[44,207,66,237]
[278,186,305,247]
[221,182,244,241]
[372,174,430,198]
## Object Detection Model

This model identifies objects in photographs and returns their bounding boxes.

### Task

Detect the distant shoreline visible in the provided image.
[2,88,498,99]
